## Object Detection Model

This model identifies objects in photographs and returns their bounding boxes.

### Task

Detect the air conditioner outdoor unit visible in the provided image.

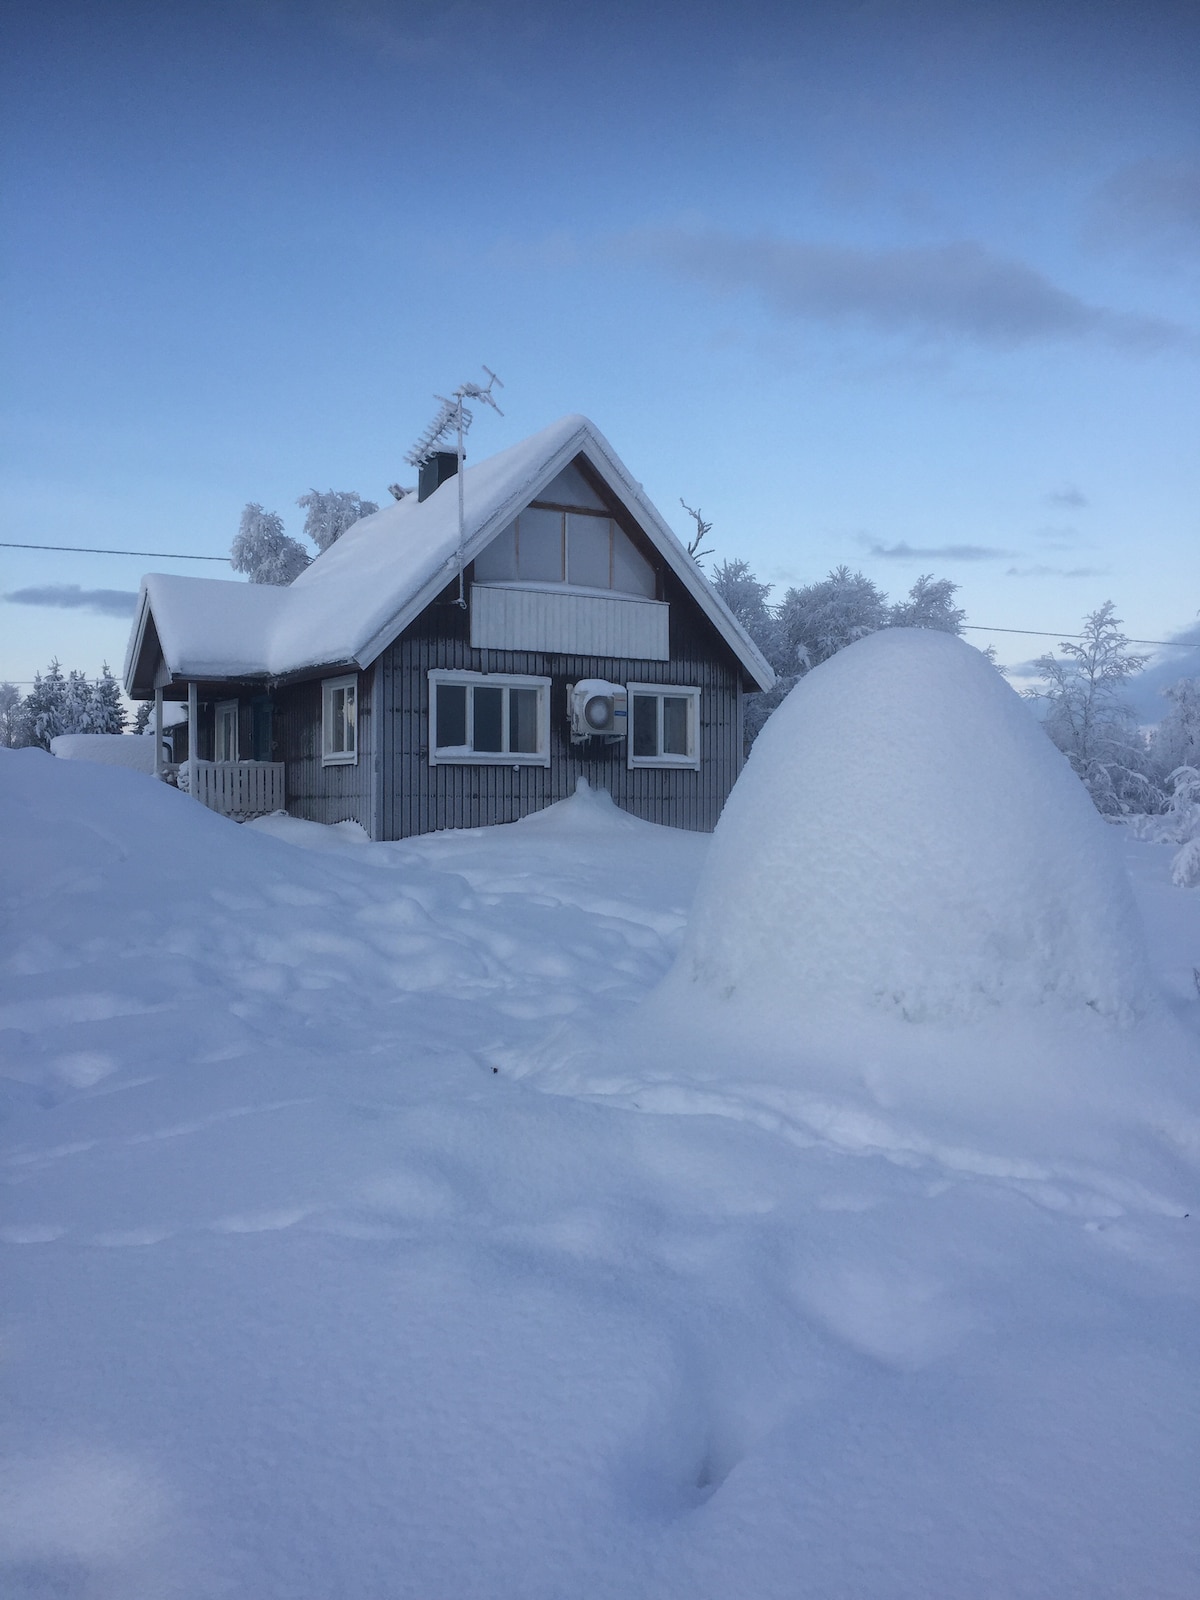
[567,679,628,743]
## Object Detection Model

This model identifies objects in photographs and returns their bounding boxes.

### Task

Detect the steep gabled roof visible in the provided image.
[125,415,776,694]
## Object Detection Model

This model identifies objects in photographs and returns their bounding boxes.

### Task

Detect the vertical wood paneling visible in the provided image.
[271,668,374,829]
[376,574,744,840]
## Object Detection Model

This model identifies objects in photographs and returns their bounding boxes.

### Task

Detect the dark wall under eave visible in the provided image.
[273,669,375,832]
[375,574,745,840]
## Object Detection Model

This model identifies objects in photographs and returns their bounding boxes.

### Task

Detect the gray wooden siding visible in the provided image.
[272,669,374,830]
[470,584,670,659]
[376,573,743,840]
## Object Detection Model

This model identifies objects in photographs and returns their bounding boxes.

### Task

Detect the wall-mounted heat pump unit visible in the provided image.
[567,679,628,743]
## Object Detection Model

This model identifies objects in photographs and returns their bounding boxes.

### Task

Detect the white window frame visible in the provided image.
[321,674,358,766]
[215,699,238,763]
[428,670,551,767]
[626,683,701,770]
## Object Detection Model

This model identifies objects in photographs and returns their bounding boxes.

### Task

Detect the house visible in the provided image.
[122,415,775,837]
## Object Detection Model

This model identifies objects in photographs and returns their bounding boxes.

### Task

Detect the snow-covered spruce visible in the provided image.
[670,627,1149,1022]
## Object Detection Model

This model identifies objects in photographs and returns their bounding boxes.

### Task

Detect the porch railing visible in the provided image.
[168,760,285,819]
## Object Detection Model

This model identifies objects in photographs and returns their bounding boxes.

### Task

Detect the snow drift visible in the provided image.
[670,628,1149,1022]
[50,733,158,773]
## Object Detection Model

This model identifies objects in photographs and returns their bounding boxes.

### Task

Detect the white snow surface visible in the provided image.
[675,628,1149,1022]
[126,416,774,689]
[50,734,158,773]
[2,747,1198,1599]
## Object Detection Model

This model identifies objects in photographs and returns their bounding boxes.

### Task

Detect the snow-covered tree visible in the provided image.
[296,489,379,554]
[231,504,310,585]
[0,682,21,748]
[1030,602,1158,815]
[1153,677,1200,780]
[889,573,966,634]
[776,566,889,675]
[19,659,67,749]
[62,669,94,733]
[711,558,788,751]
[133,700,152,735]
[88,663,127,734]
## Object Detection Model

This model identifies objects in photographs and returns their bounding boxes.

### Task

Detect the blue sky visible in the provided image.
[2,0,1198,696]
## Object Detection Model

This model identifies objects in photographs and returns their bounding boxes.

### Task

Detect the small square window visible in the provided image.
[627,685,700,770]
[322,675,358,765]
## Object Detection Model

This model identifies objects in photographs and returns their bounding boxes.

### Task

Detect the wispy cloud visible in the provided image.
[862,538,1017,562]
[1004,565,1107,579]
[1045,485,1088,509]
[5,585,138,617]
[635,230,1186,351]
[1087,155,1200,255]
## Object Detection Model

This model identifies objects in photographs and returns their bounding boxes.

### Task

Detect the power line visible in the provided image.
[0,541,228,561]
[963,624,1198,649]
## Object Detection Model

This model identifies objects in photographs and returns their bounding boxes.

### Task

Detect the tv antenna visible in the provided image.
[406,367,504,607]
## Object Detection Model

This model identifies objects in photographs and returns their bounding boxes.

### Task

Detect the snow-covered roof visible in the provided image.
[125,415,776,694]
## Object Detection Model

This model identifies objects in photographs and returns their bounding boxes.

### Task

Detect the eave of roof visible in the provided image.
[122,415,776,697]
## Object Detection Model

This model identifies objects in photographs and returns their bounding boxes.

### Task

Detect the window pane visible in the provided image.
[435,683,467,749]
[473,522,517,582]
[539,462,609,510]
[341,685,356,753]
[566,514,611,588]
[662,696,689,756]
[473,685,503,752]
[611,528,656,598]
[509,687,539,753]
[517,508,564,582]
[327,691,343,754]
[632,694,658,758]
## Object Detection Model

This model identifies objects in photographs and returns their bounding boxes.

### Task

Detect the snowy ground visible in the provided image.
[1,747,1197,1599]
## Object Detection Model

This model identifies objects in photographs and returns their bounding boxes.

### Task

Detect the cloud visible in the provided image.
[1045,485,1088,509]
[1004,565,1107,579]
[636,230,1187,350]
[5,585,138,617]
[862,538,1017,562]
[1088,156,1200,254]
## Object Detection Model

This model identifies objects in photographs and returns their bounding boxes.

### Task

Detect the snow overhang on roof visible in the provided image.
[123,416,776,698]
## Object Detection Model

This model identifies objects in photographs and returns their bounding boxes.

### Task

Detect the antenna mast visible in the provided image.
[405,367,504,607]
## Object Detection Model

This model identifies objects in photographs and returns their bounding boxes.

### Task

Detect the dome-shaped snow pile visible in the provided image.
[672,629,1149,1022]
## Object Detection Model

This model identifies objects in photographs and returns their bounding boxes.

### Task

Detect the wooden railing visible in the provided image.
[170,761,285,819]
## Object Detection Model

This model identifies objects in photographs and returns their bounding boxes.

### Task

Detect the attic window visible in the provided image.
[473,511,655,598]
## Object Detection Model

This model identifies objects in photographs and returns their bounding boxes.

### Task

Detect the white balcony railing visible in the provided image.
[171,760,285,819]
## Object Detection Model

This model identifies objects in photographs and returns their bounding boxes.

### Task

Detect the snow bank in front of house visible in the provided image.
[50,734,158,773]
[671,628,1149,1023]
[3,748,1199,1600]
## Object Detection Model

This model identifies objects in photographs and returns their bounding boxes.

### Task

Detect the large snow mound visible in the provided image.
[672,629,1149,1022]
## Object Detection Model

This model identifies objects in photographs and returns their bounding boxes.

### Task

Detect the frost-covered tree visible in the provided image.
[231,503,311,585]
[776,566,889,675]
[88,663,127,734]
[711,559,777,653]
[296,489,379,554]
[19,659,67,749]
[711,559,789,751]
[889,573,966,634]
[1030,602,1158,816]
[133,700,152,735]
[0,682,22,748]
[62,669,94,733]
[1153,678,1200,780]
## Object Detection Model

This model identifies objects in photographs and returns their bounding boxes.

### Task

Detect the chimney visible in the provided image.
[418,450,459,503]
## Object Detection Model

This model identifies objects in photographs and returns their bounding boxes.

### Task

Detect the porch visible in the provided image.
[167,759,285,819]
[155,684,284,821]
